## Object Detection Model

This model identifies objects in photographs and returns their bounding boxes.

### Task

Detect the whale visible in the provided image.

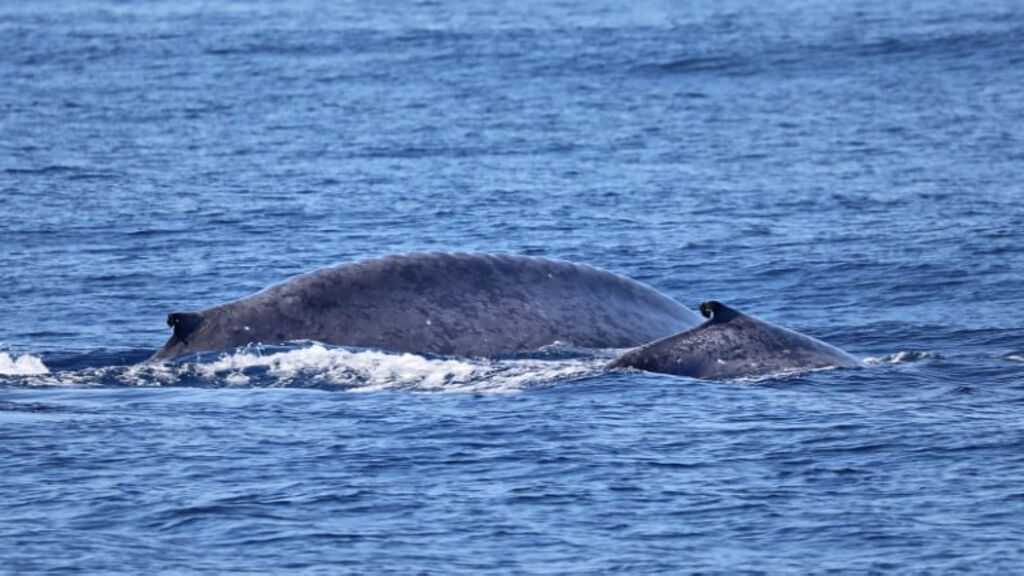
[152,252,703,362]
[151,252,859,379]
[607,300,860,379]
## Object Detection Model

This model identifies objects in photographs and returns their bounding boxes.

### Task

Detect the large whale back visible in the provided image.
[608,301,860,379]
[152,252,702,361]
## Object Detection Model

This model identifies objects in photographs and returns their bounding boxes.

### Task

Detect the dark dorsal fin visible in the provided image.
[167,312,203,345]
[699,300,740,322]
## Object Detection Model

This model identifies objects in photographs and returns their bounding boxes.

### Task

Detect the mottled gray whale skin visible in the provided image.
[151,252,703,362]
[608,301,861,379]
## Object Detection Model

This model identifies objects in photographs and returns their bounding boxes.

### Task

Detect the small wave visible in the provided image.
[863,351,938,365]
[658,54,750,74]
[0,352,50,376]
[1003,353,1024,363]
[3,165,78,175]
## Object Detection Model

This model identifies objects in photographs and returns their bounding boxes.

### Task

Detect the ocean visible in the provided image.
[2,0,1023,572]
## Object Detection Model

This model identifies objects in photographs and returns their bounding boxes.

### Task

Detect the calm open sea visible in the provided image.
[2,0,1023,572]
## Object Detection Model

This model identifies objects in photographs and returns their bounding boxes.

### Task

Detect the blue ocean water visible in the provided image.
[2,0,1024,572]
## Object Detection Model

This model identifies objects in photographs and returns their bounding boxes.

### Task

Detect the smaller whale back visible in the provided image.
[608,301,860,379]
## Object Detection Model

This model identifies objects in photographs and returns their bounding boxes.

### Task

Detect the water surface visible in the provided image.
[3,0,1024,572]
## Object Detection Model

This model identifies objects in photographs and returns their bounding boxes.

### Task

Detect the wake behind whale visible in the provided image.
[153,252,859,380]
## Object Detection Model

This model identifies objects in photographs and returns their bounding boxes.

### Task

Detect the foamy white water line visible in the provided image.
[1,345,608,393]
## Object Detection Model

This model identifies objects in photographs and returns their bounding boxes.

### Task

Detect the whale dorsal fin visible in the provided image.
[699,300,740,322]
[167,312,203,345]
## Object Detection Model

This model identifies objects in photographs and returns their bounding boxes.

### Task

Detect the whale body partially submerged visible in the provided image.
[152,252,859,380]
[608,300,859,379]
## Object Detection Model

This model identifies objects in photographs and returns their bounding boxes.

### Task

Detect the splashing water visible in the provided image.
[0,352,49,376]
[2,344,608,393]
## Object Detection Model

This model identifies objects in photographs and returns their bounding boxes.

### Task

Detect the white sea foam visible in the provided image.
[863,351,938,365]
[191,344,605,393]
[0,352,50,376]
[0,343,604,392]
